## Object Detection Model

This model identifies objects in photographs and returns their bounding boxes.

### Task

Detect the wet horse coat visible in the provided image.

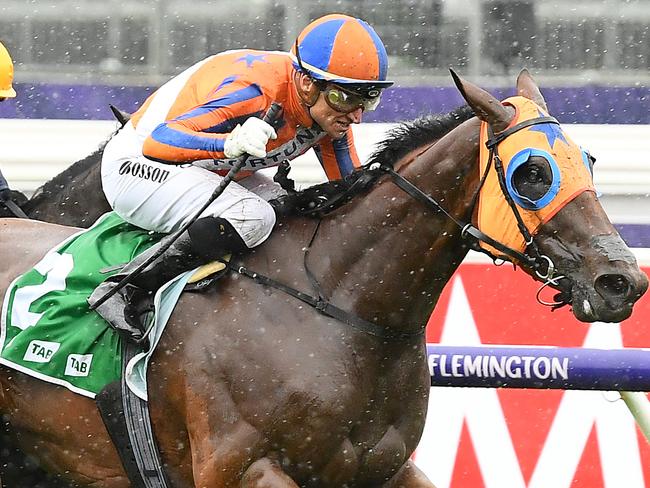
[0,71,647,487]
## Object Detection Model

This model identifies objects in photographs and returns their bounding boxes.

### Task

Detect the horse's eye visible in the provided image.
[512,157,553,202]
[525,166,542,184]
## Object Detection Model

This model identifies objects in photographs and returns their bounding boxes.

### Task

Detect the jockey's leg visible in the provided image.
[90,148,276,342]
[383,460,437,488]
[88,215,253,342]
[240,458,300,488]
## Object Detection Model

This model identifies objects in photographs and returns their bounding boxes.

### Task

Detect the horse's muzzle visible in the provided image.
[568,236,649,323]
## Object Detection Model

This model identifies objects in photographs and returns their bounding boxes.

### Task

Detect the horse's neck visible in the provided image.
[26,163,110,227]
[307,118,481,332]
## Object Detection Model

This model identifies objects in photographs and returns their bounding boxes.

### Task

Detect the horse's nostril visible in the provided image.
[595,274,631,300]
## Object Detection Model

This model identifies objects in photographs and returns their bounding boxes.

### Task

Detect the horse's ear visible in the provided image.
[449,68,513,133]
[109,105,132,128]
[516,68,548,112]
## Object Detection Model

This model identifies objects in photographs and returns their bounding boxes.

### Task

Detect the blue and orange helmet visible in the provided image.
[291,14,393,97]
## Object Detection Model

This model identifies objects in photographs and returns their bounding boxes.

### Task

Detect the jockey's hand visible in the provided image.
[224,117,277,159]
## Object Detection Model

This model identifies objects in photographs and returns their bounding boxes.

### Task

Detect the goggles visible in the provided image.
[293,38,381,113]
[320,83,381,113]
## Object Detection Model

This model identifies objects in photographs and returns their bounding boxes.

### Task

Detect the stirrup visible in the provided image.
[123,286,156,341]
[89,282,149,344]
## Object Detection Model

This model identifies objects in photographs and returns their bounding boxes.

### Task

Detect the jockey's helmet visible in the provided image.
[291,14,393,99]
[0,41,16,98]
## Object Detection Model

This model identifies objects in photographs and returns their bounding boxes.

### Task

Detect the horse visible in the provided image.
[0,70,647,487]
[0,106,130,226]
[0,105,136,226]
[17,142,111,226]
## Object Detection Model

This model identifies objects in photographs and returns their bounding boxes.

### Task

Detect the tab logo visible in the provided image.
[64,354,93,377]
[23,340,60,363]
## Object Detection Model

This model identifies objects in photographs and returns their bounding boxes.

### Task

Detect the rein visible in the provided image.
[377,164,537,269]
[375,115,565,287]
[227,115,570,341]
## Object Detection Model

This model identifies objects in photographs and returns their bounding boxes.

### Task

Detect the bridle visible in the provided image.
[228,114,574,344]
[374,114,571,309]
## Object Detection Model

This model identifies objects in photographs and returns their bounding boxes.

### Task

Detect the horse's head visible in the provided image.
[452,69,648,322]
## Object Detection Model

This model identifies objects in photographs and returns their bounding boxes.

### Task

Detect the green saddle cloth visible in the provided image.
[0,212,163,398]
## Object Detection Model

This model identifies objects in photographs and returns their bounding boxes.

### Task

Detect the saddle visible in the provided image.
[109,164,381,342]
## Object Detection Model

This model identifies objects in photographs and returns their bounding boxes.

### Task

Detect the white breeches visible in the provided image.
[100,124,276,248]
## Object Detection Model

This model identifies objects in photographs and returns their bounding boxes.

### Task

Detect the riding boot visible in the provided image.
[87,216,249,343]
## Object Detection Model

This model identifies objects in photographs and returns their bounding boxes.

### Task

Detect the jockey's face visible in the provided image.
[309,88,363,140]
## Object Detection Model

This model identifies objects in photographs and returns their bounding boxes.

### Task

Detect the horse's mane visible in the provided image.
[366,104,474,168]
[273,105,475,218]
[27,137,112,208]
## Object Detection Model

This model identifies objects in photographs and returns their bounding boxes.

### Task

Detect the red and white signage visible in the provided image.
[414,253,650,488]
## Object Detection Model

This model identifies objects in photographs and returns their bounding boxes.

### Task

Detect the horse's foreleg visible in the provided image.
[240,458,300,487]
[181,384,295,487]
[383,460,437,488]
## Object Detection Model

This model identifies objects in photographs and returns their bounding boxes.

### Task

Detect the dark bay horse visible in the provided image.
[18,144,111,227]
[0,71,647,487]
[4,106,133,226]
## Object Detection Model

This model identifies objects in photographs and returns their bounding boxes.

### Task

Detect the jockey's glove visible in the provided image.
[224,117,277,159]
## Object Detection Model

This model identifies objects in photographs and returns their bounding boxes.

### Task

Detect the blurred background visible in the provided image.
[1,0,649,123]
[1,0,649,86]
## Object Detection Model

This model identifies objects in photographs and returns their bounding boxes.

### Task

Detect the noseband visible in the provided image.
[374,115,570,309]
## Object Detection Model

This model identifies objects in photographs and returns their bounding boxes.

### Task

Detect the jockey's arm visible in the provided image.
[314,128,362,181]
[141,84,270,164]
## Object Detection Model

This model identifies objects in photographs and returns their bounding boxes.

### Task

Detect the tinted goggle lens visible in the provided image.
[323,86,380,113]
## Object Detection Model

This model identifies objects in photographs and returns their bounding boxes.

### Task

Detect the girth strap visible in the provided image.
[97,340,171,488]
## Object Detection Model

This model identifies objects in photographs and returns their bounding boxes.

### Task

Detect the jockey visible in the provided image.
[0,41,16,102]
[89,13,393,341]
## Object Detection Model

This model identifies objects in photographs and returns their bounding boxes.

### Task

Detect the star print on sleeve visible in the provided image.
[236,53,269,68]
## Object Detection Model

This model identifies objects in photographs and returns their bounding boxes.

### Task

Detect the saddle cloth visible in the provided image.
[0,212,210,400]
